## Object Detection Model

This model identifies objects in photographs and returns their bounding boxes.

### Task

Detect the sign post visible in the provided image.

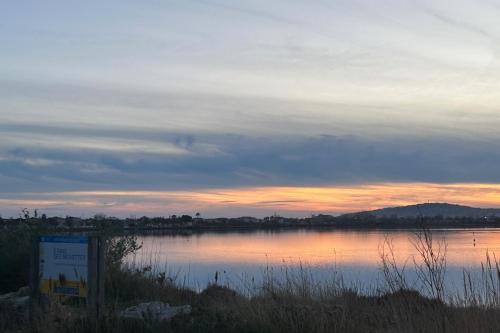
[30,235,105,320]
[87,236,105,321]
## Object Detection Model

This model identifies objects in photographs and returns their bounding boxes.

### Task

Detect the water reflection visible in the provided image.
[127,228,500,292]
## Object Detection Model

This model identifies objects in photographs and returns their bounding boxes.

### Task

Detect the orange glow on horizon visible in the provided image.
[68,182,500,212]
[5,182,500,216]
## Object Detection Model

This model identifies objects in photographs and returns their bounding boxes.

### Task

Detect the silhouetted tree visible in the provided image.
[181,215,192,223]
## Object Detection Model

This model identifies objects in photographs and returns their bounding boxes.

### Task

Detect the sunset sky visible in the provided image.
[1,0,500,217]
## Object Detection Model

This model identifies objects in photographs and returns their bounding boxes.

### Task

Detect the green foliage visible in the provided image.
[105,265,196,305]
[0,211,49,293]
[105,235,143,269]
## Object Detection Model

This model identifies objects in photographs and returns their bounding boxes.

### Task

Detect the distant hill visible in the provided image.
[343,203,500,218]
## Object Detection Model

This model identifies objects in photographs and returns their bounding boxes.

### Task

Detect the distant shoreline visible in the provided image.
[3,215,500,234]
[5,202,500,233]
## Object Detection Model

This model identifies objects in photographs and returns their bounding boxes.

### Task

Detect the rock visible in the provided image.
[9,296,30,308]
[0,292,16,301]
[0,286,31,309]
[120,302,191,321]
[17,286,30,297]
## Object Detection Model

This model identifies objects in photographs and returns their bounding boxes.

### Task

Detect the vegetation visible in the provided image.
[4,217,500,332]
[0,210,49,293]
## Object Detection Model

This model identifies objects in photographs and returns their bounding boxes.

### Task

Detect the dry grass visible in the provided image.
[5,229,500,332]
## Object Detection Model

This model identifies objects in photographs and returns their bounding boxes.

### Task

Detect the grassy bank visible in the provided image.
[3,224,500,332]
[4,265,500,333]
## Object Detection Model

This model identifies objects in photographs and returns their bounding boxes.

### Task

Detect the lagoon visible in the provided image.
[127,228,500,297]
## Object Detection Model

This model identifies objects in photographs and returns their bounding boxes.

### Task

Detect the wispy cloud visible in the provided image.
[2,118,500,197]
[1,1,500,216]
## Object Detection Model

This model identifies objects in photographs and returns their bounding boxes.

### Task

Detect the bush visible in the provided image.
[0,216,49,293]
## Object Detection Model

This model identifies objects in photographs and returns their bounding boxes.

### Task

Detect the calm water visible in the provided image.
[127,228,500,296]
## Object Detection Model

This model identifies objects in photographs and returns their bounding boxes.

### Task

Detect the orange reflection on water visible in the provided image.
[133,229,500,269]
